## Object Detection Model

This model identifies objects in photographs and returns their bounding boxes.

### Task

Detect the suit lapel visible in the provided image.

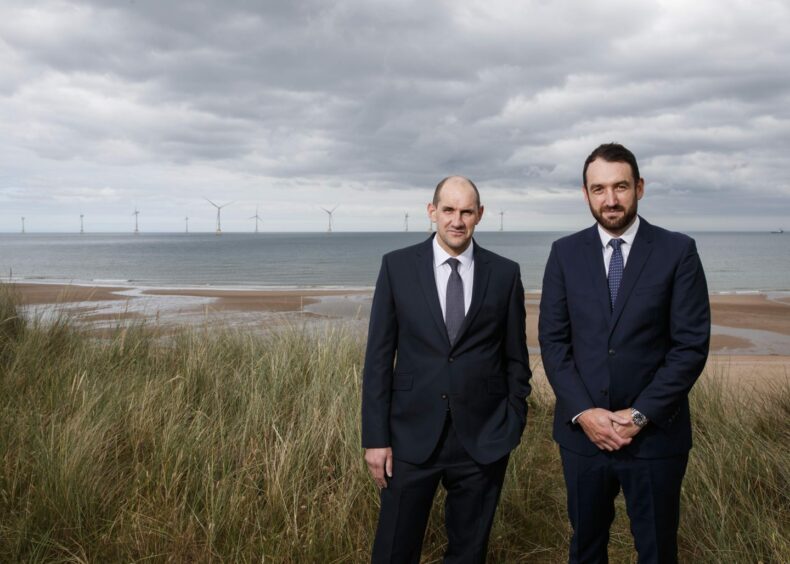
[453,241,491,348]
[583,225,612,325]
[610,217,654,332]
[415,236,451,344]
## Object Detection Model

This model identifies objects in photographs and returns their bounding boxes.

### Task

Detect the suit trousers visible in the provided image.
[371,414,509,564]
[560,447,689,564]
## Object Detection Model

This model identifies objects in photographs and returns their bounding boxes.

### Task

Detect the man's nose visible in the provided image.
[604,189,618,207]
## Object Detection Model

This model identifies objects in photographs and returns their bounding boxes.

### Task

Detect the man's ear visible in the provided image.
[427,202,437,223]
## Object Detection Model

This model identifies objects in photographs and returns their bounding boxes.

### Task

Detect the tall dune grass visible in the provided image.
[0,285,787,562]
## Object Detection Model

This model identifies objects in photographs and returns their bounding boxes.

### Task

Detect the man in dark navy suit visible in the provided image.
[539,143,711,563]
[362,176,532,563]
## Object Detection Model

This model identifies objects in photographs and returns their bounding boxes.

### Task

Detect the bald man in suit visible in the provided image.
[362,176,532,563]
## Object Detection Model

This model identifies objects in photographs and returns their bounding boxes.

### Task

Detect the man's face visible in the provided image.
[428,178,484,256]
[583,158,644,236]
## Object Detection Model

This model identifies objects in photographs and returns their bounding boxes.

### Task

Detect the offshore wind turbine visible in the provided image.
[320,205,337,233]
[133,209,140,234]
[249,206,262,233]
[21,217,25,234]
[404,212,409,232]
[185,216,189,233]
[80,214,84,234]
[206,199,231,235]
[499,211,504,232]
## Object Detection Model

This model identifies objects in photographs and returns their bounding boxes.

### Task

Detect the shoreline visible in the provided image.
[8,281,790,356]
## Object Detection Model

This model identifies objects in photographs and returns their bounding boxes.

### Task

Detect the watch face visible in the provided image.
[631,409,647,427]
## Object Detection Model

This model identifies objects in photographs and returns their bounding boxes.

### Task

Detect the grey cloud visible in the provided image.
[0,0,788,231]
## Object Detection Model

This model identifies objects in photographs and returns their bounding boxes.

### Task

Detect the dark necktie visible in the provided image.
[445,258,464,345]
[608,238,624,310]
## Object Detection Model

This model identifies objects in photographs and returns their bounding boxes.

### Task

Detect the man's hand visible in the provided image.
[364,447,393,489]
[577,408,632,451]
[612,408,644,440]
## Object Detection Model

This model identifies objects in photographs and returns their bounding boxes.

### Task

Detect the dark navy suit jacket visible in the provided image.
[539,217,710,458]
[362,235,532,465]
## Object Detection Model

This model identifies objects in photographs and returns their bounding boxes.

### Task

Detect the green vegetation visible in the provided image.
[1,285,788,562]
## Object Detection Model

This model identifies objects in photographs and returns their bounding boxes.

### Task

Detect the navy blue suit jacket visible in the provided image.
[362,236,532,465]
[539,218,710,458]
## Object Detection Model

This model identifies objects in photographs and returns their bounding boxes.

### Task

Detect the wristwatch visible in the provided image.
[631,408,649,428]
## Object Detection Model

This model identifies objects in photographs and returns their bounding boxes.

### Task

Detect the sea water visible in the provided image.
[0,231,788,293]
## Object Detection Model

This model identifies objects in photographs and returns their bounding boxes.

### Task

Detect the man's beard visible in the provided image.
[590,203,637,233]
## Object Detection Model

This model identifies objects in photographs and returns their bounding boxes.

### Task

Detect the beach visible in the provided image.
[11,282,790,391]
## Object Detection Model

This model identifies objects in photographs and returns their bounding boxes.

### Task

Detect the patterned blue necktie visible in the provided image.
[608,239,624,310]
[445,258,464,345]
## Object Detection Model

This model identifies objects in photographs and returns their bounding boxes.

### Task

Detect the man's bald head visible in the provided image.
[433,176,481,208]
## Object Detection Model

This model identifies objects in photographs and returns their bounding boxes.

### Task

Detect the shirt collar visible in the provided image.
[433,235,474,270]
[597,215,640,249]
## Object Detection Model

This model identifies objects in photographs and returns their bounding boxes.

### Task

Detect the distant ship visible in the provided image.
[770,228,784,234]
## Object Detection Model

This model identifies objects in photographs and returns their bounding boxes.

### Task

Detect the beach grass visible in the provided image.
[0,284,788,563]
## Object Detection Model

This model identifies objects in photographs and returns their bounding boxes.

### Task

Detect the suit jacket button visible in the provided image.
[441,393,448,399]
[601,390,608,396]
[608,349,615,356]
[448,357,454,362]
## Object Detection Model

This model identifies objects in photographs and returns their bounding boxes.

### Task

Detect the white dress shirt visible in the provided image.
[573,217,641,424]
[598,215,640,271]
[432,236,474,320]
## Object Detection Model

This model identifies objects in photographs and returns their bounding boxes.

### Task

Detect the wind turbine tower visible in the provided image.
[499,211,504,232]
[249,206,262,233]
[206,199,231,235]
[404,212,409,232]
[185,216,189,233]
[320,205,338,233]
[21,217,25,234]
[80,214,84,234]
[133,209,140,234]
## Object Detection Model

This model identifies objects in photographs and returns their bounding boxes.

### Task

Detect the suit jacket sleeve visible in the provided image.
[539,242,596,422]
[361,255,398,448]
[632,238,711,428]
[506,265,532,422]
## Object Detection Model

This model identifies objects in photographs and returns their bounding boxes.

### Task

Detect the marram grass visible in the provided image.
[0,285,787,562]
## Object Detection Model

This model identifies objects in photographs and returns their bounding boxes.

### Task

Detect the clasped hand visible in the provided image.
[577,408,642,451]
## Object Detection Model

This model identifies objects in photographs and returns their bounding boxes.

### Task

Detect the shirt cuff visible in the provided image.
[571,409,590,424]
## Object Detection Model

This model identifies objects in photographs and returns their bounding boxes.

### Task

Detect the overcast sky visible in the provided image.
[1,0,788,232]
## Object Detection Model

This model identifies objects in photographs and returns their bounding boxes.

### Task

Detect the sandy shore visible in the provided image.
[8,281,790,391]
[144,287,368,313]
[9,282,790,355]
[11,283,129,304]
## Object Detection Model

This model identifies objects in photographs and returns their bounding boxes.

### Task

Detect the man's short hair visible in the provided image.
[433,176,481,208]
[583,143,641,188]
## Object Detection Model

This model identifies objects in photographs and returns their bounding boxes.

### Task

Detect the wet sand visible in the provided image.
[9,282,790,357]
[8,281,789,392]
[144,288,368,313]
[12,283,128,305]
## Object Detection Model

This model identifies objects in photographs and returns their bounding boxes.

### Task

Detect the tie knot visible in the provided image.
[609,238,623,251]
[446,258,461,272]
